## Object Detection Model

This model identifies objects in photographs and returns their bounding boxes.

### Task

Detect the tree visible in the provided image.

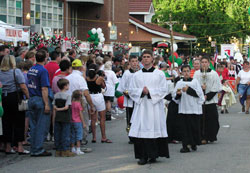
[152,0,250,54]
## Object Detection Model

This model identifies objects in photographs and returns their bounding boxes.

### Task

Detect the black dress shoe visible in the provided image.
[191,145,197,151]
[180,148,190,153]
[31,151,52,157]
[221,110,224,114]
[137,158,148,165]
[128,140,134,144]
[225,109,229,114]
[148,158,157,163]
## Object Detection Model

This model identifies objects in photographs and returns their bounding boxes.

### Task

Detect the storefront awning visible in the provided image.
[66,0,104,4]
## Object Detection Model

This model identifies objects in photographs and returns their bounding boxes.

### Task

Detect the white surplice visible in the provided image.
[128,69,169,138]
[117,69,135,108]
[173,78,205,114]
[193,70,222,104]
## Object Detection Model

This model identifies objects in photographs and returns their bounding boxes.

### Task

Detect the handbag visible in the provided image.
[13,69,29,111]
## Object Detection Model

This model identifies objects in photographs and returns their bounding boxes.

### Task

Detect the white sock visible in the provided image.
[71,147,76,153]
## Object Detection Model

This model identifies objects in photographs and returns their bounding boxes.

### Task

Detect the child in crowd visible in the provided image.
[218,80,236,114]
[53,78,75,157]
[71,90,87,155]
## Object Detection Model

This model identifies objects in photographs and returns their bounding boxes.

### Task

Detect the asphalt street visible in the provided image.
[1,102,250,173]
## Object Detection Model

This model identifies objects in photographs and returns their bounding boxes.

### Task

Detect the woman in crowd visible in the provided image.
[103,61,119,121]
[236,61,250,114]
[86,64,112,143]
[0,55,30,154]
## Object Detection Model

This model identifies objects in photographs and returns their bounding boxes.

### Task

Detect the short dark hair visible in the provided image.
[38,47,48,53]
[0,45,9,52]
[201,56,210,62]
[181,65,191,71]
[221,79,227,84]
[243,60,249,65]
[69,49,75,56]
[142,49,153,57]
[17,60,33,71]
[129,55,138,61]
[36,50,47,62]
[50,51,59,61]
[59,59,71,71]
[57,78,69,90]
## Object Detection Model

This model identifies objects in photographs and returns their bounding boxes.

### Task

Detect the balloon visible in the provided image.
[95,38,100,42]
[98,33,104,38]
[97,28,102,34]
[176,58,183,66]
[248,7,250,15]
[173,43,178,52]
[88,30,92,36]
[90,35,95,41]
[98,43,102,50]
[169,55,177,63]
[100,37,105,43]
[91,28,97,34]
[173,52,178,58]
[117,96,124,109]
[94,41,99,46]
[87,37,92,42]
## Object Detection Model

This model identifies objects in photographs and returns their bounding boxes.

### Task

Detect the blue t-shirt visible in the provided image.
[27,64,50,97]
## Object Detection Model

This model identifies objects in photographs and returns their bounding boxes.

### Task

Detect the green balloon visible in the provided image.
[88,30,93,36]
[169,55,177,63]
[90,35,95,41]
[248,7,250,15]
[87,37,92,42]
[94,41,99,46]
[176,58,183,66]
[95,38,100,42]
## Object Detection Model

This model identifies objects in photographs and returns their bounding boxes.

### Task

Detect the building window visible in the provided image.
[48,0,52,6]
[8,15,15,24]
[35,5,40,12]
[8,0,15,8]
[53,14,57,20]
[0,0,7,7]
[16,17,22,25]
[35,12,40,19]
[8,7,15,15]
[42,12,46,19]
[31,11,34,17]
[0,15,7,22]
[59,1,62,8]
[35,19,40,24]
[16,1,22,8]
[48,13,52,20]
[59,15,62,21]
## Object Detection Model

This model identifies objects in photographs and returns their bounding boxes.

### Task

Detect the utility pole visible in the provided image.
[165,14,178,67]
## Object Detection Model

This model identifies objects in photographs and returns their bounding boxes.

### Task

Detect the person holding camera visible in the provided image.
[86,64,112,143]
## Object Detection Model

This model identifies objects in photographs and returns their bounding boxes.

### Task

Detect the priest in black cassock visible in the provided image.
[128,50,169,165]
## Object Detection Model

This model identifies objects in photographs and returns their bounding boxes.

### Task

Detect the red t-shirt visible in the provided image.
[71,101,83,123]
[44,61,60,86]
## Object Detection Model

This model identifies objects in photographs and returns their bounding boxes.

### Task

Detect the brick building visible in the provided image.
[0,0,129,43]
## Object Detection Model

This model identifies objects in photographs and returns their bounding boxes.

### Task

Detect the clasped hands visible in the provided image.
[176,85,189,95]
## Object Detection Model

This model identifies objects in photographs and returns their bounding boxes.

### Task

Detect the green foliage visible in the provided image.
[153,0,250,49]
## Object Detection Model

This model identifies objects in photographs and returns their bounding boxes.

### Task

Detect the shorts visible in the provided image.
[90,93,106,112]
[104,96,114,102]
[70,122,83,144]
[238,84,250,96]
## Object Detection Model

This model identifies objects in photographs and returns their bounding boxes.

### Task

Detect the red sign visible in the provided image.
[6,29,22,38]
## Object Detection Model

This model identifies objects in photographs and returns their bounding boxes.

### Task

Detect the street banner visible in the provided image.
[221,44,234,58]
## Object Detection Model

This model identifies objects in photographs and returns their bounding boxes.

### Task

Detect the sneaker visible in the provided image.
[81,147,92,153]
[76,150,85,155]
[61,150,76,157]
[180,148,190,153]
[71,147,76,153]
[31,151,52,157]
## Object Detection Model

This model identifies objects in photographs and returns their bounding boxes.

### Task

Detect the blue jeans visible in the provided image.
[28,96,50,155]
[71,122,83,144]
[54,122,71,151]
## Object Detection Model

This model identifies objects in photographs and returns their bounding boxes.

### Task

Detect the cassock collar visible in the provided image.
[200,68,212,72]
[129,68,136,73]
[142,66,155,72]
[183,77,193,81]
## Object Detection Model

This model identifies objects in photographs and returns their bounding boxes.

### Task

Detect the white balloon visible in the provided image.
[100,37,105,43]
[98,33,104,39]
[98,43,102,50]
[173,43,178,52]
[91,28,97,34]
[97,28,102,34]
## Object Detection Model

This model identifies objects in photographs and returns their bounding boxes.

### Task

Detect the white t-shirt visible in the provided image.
[104,70,119,97]
[66,70,88,96]
[238,70,250,84]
